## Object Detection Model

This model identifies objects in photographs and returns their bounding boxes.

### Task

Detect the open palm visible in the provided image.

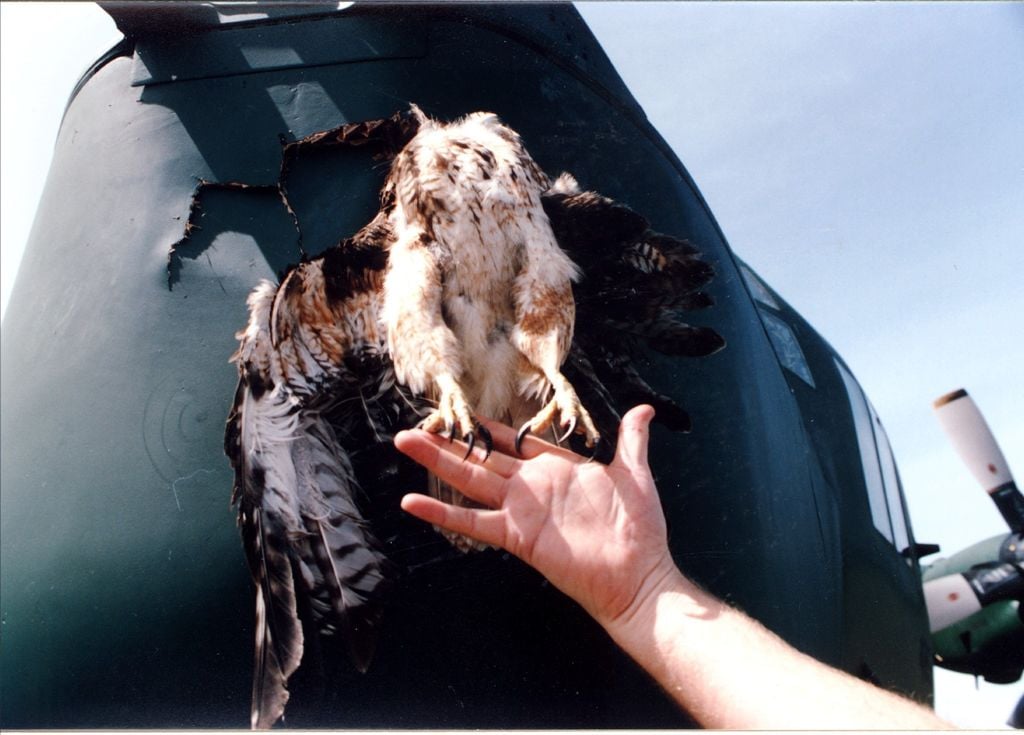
[396,405,677,627]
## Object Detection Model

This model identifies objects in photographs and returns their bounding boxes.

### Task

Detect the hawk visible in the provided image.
[224,106,725,728]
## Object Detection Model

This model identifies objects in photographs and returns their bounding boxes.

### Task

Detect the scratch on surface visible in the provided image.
[170,467,217,511]
[205,250,228,294]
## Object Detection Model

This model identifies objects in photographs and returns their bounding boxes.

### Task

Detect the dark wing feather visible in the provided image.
[291,415,396,671]
[542,180,725,458]
[225,219,405,729]
[244,505,303,730]
[544,187,724,356]
[226,364,309,729]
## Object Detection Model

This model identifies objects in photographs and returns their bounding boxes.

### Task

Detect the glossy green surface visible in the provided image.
[0,5,931,727]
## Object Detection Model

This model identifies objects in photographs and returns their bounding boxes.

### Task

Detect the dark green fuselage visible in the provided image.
[0,5,933,727]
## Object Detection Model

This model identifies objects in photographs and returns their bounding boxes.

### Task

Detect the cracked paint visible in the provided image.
[167,109,420,289]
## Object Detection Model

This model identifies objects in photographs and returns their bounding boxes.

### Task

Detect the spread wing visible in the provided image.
[541,174,726,461]
[221,107,724,728]
[224,219,420,729]
[223,112,424,730]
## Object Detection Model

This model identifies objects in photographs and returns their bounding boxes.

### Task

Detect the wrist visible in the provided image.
[598,558,729,706]
[599,556,703,640]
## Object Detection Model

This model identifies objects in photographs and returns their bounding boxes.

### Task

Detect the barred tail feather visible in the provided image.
[296,418,394,671]
[243,507,304,730]
[228,376,394,729]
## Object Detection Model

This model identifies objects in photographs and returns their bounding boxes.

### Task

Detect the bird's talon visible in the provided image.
[558,417,577,444]
[477,423,493,461]
[462,431,475,461]
[515,423,532,455]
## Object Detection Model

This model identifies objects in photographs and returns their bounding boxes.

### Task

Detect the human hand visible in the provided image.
[399,408,955,731]
[395,405,680,628]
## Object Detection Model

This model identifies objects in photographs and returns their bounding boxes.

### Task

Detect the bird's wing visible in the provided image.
[225,222,407,729]
[541,175,726,459]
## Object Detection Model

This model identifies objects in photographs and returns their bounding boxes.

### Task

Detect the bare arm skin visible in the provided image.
[395,406,952,730]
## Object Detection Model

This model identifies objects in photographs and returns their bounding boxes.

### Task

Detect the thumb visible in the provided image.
[612,404,655,471]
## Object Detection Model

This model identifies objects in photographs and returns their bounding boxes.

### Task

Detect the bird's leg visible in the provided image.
[418,374,493,460]
[511,316,600,454]
[515,368,600,454]
[383,230,493,460]
[511,251,600,455]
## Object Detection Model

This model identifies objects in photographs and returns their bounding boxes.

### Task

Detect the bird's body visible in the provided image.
[224,107,724,729]
[381,110,597,539]
[383,109,597,454]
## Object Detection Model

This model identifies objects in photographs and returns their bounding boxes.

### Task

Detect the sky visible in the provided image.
[1,1,1022,728]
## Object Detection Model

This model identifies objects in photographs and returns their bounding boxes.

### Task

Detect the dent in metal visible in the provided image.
[167,108,420,289]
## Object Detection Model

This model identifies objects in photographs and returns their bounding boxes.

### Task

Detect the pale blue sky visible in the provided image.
[2,1,1021,727]
[578,4,1023,725]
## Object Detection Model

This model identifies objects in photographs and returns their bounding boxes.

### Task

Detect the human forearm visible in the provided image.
[396,408,953,729]
[602,565,953,730]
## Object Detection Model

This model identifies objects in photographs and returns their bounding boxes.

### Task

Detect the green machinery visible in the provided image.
[2,3,981,727]
[922,389,1023,707]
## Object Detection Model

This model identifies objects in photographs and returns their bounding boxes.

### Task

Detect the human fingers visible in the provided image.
[477,414,582,462]
[400,493,507,548]
[401,422,524,478]
[394,429,509,507]
[611,404,656,471]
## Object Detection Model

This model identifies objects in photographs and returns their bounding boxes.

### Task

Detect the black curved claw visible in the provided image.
[585,435,603,463]
[515,423,532,455]
[558,417,578,444]
[460,423,493,461]
[446,420,456,443]
[462,431,475,461]
[476,423,493,462]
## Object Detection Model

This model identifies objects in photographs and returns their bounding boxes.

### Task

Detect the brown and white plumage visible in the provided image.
[382,108,599,455]
[225,227,400,729]
[224,106,724,729]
